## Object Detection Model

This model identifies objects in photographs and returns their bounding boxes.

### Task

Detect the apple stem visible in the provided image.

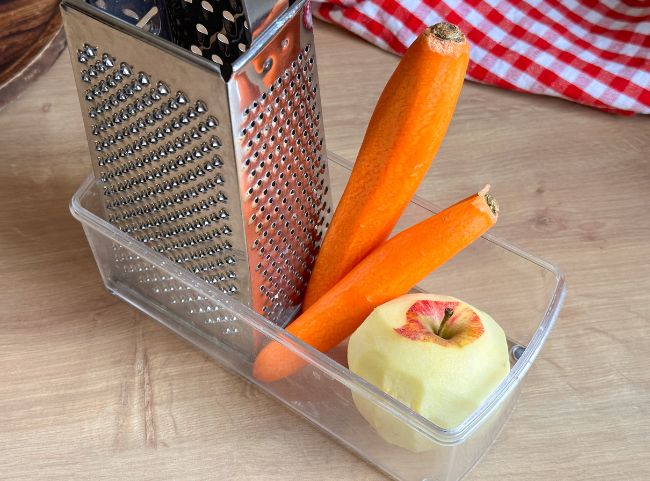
[437,308,454,338]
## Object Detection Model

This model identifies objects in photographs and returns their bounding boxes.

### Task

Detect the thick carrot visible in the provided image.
[253,187,498,382]
[302,22,470,309]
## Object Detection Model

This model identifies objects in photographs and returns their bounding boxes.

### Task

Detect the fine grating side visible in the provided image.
[238,43,330,321]
[75,43,241,298]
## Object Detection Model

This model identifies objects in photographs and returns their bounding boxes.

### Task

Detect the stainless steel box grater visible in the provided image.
[61,0,332,339]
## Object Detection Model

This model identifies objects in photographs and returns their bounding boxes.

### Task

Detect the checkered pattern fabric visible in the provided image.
[314,0,650,115]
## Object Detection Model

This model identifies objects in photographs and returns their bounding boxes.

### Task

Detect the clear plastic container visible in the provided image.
[70,152,566,481]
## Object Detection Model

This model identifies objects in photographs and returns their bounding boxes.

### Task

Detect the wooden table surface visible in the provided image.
[1,20,648,481]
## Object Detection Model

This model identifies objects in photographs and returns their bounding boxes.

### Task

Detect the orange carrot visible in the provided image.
[253,187,498,382]
[302,22,470,309]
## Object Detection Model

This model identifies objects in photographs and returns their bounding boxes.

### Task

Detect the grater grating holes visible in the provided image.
[99,134,222,182]
[77,45,240,297]
[108,189,228,223]
[239,44,329,319]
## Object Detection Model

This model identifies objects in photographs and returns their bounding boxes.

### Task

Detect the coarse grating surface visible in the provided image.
[164,0,252,66]
[239,43,330,321]
[75,42,241,298]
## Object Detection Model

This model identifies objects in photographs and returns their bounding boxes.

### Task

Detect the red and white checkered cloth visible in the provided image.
[313,0,650,115]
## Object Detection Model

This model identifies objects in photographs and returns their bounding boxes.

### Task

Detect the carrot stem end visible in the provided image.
[429,22,465,43]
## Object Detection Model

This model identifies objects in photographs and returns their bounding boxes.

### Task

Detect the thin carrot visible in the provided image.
[302,22,470,309]
[253,187,499,382]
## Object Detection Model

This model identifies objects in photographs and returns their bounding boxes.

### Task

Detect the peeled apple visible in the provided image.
[347,293,510,452]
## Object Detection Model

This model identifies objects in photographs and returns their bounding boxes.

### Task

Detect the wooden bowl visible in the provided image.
[0,0,66,109]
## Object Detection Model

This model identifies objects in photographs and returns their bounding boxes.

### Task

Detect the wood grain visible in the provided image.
[0,20,648,481]
[0,0,64,108]
[0,0,58,69]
